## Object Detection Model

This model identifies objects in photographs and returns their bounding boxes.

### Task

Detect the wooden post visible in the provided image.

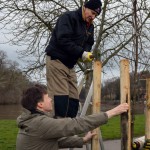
[145,78,150,139]
[92,60,102,150]
[120,59,131,150]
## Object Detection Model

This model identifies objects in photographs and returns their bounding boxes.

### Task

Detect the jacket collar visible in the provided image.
[30,109,45,115]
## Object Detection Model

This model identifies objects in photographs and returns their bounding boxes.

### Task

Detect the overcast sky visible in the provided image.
[1,45,18,61]
[0,27,120,82]
[0,26,26,69]
[0,39,119,81]
[0,44,26,69]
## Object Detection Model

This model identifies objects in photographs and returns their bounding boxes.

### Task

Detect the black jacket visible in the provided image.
[45,7,94,68]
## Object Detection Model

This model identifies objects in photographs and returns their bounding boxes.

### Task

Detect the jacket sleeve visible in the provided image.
[55,14,83,59]
[38,112,108,139]
[58,136,84,148]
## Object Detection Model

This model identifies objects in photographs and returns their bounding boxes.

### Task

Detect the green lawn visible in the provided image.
[0,114,145,149]
[0,120,18,150]
[101,114,145,140]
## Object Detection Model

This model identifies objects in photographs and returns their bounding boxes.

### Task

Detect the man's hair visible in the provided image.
[21,84,47,111]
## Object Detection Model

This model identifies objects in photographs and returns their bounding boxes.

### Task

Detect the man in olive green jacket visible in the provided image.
[16,84,129,150]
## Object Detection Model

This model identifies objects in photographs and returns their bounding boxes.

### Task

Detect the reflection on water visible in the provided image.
[0,105,23,119]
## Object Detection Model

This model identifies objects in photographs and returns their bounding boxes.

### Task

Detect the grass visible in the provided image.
[101,114,145,140]
[0,114,145,149]
[0,120,18,150]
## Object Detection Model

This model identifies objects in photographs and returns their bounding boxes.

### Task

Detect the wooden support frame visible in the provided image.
[145,78,150,139]
[120,59,131,150]
[92,60,102,150]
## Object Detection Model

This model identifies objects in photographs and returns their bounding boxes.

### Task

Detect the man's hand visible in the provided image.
[106,103,129,119]
[83,131,96,143]
[82,51,94,62]
[143,139,150,150]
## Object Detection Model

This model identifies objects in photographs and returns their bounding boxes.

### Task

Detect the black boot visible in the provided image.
[66,98,79,118]
[54,95,69,118]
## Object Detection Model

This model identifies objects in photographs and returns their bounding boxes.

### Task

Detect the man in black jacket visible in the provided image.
[45,0,102,118]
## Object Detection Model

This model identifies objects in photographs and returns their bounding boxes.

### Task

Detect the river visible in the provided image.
[0,104,22,119]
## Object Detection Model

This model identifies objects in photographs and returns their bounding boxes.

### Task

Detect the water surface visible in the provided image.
[0,105,22,119]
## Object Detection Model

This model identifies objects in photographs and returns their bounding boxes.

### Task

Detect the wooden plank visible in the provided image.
[92,60,102,150]
[145,78,150,139]
[120,59,131,150]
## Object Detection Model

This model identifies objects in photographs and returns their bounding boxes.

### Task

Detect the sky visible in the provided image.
[1,45,19,62]
[0,25,120,83]
[0,43,27,70]
[0,26,27,69]
[0,36,119,83]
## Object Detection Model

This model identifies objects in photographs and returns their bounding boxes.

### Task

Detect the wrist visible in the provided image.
[83,137,87,143]
[106,110,115,119]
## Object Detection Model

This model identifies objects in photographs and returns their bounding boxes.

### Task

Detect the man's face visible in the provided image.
[84,7,98,23]
[39,94,53,112]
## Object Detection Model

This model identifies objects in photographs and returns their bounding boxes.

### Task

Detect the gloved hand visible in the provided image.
[143,139,150,150]
[82,51,94,62]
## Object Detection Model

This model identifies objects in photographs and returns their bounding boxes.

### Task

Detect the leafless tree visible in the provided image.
[0,50,31,104]
[0,0,149,87]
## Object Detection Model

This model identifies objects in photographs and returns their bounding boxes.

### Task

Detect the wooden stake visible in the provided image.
[92,60,102,150]
[145,78,150,139]
[120,59,131,150]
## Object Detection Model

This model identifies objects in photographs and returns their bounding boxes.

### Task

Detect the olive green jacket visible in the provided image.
[16,109,108,150]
